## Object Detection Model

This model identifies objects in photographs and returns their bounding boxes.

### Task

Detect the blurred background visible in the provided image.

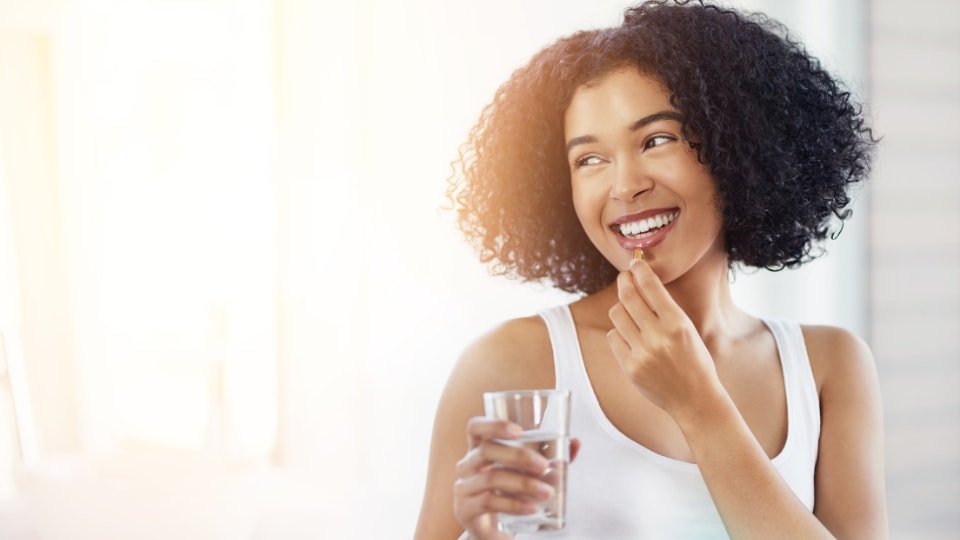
[0,0,955,538]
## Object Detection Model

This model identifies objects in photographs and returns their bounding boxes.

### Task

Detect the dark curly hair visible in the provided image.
[447,0,874,295]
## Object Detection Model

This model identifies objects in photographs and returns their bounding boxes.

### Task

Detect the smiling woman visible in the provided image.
[417,2,884,538]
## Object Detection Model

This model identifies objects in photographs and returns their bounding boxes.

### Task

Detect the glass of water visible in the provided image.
[482,389,571,533]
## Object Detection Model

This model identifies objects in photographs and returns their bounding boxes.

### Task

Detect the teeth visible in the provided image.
[618,211,678,238]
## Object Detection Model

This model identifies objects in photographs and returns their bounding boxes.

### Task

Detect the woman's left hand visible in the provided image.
[606,258,723,420]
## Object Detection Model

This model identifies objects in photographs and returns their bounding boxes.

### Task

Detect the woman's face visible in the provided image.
[564,67,726,284]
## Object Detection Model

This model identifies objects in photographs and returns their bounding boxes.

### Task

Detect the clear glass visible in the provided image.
[482,389,571,533]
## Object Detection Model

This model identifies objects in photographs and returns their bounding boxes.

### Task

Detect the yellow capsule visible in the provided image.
[633,248,644,261]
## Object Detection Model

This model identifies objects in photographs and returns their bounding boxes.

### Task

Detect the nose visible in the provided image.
[609,155,653,201]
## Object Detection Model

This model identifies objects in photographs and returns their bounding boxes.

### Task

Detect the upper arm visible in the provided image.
[805,326,888,539]
[413,316,553,540]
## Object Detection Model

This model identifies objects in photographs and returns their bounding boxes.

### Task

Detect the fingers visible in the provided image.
[608,301,643,345]
[606,326,634,369]
[456,433,549,480]
[628,257,679,321]
[454,465,555,510]
[458,416,552,498]
[611,257,687,347]
[454,481,544,520]
[466,417,522,448]
[454,420,559,526]
[616,269,658,329]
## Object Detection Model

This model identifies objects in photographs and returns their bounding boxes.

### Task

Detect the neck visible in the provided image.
[589,252,747,343]
[663,255,743,340]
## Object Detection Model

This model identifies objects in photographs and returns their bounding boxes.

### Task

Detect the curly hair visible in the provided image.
[447,0,874,295]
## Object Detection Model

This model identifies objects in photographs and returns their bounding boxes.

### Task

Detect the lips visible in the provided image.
[611,209,679,250]
[616,210,678,237]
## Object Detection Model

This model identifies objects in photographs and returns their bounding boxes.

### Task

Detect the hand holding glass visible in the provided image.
[482,389,571,533]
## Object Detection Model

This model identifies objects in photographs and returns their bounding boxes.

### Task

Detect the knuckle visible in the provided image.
[507,497,536,515]
[480,467,498,485]
[616,279,632,299]
[465,416,486,434]
[521,475,542,493]
[456,447,480,471]
[475,443,489,461]
[624,359,645,380]
[522,448,545,469]
[478,441,499,462]
[477,490,494,508]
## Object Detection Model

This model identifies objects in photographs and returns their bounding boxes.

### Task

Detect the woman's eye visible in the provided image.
[644,134,676,149]
[574,155,604,168]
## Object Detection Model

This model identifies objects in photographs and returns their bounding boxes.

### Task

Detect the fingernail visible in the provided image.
[537,482,556,499]
[506,424,523,437]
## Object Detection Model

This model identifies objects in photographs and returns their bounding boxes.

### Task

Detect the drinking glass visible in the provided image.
[482,389,571,533]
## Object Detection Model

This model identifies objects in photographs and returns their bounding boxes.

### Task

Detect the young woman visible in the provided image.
[415,1,887,538]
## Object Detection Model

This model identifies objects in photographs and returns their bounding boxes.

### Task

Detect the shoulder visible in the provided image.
[449,314,555,396]
[799,323,878,398]
[799,326,887,535]
[429,314,556,454]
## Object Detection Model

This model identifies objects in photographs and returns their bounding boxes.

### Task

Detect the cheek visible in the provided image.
[570,179,586,212]
[704,181,724,227]
[570,181,603,229]
[570,183,615,257]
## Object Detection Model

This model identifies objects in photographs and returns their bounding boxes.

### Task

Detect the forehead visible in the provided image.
[564,67,674,135]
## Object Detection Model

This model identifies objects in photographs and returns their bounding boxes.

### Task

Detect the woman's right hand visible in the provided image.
[452,417,556,539]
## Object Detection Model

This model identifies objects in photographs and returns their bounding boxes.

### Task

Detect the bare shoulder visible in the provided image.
[447,314,555,396]
[436,313,555,427]
[801,328,888,536]
[800,324,878,396]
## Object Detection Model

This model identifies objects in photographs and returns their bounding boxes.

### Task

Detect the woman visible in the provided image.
[415,1,886,538]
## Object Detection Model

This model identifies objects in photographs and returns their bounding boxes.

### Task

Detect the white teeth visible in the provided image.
[618,211,678,237]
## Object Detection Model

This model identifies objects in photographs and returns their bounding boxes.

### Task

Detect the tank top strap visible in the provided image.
[538,304,584,394]
[763,317,821,506]
[763,318,820,433]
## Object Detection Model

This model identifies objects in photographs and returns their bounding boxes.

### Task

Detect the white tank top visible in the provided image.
[526,305,821,539]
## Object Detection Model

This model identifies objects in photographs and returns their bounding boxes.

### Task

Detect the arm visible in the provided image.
[680,328,887,539]
[608,260,887,539]
[807,326,888,538]
[413,317,555,540]
[674,381,835,539]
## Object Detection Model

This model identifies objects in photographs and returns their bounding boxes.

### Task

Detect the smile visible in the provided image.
[616,210,679,239]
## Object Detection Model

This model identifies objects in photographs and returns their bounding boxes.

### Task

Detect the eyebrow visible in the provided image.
[565,110,683,154]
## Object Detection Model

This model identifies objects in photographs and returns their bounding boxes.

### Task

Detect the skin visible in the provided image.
[414,67,887,539]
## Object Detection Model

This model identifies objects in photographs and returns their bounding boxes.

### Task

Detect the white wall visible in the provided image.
[869,0,960,537]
